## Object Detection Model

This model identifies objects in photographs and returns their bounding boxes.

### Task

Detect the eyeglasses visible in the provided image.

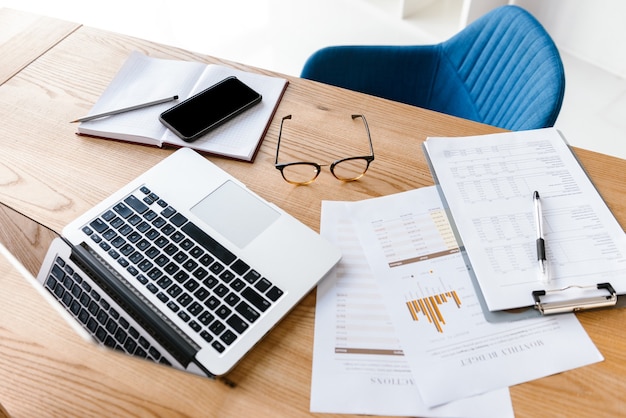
[275,114,375,185]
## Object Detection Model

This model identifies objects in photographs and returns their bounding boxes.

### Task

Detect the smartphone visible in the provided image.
[159,76,262,142]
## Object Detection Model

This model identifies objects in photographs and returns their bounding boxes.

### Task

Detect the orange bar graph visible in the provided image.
[406,291,461,333]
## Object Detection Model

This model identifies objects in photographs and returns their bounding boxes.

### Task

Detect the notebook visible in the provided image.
[36,148,341,377]
[74,51,288,162]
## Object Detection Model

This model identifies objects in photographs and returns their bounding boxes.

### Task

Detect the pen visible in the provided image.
[533,190,549,283]
[70,95,179,123]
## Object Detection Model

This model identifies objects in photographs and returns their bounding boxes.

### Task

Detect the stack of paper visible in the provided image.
[311,136,605,415]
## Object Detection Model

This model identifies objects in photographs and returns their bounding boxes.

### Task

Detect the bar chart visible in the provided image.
[405,290,462,333]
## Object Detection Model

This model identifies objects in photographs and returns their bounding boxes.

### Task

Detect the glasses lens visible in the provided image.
[332,158,370,181]
[281,163,320,185]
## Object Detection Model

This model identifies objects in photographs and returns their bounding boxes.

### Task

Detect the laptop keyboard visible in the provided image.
[43,255,171,366]
[80,185,284,354]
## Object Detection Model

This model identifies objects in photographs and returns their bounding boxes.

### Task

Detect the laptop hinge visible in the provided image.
[70,242,200,369]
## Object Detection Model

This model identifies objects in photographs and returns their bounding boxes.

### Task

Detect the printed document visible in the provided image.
[423,128,626,311]
[347,186,603,407]
[311,201,513,417]
[311,201,514,418]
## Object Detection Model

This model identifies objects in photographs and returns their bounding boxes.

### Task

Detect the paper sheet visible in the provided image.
[423,128,626,311]
[311,201,514,417]
[347,186,603,407]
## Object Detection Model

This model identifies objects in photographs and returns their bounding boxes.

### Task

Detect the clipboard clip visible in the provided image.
[532,282,617,315]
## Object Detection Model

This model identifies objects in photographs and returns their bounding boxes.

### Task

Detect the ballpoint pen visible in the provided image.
[533,190,549,283]
[70,95,179,123]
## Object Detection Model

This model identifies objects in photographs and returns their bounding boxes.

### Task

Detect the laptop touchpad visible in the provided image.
[191,180,280,248]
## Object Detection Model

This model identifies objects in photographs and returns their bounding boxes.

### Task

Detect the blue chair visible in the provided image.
[300,5,565,131]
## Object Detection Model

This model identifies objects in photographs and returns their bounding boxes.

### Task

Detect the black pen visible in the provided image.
[533,191,549,283]
[70,95,179,123]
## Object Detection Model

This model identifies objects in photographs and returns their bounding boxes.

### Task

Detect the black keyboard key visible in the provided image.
[212,341,225,353]
[104,336,117,349]
[209,320,226,336]
[226,314,249,334]
[128,327,139,340]
[70,300,81,316]
[266,286,284,302]
[199,311,215,326]
[205,296,220,310]
[209,262,225,275]
[167,284,183,298]
[192,267,209,280]
[242,287,270,312]
[214,284,229,298]
[220,330,238,346]
[105,318,118,334]
[189,246,204,259]
[124,338,138,354]
[182,222,236,265]
[174,251,189,264]
[96,309,109,325]
[216,305,231,319]
[138,336,150,349]
[152,217,166,228]
[220,270,235,283]
[144,210,157,221]
[224,292,240,306]
[102,210,116,221]
[255,278,271,293]
[137,222,151,233]
[170,213,188,227]
[194,287,210,301]
[78,308,90,324]
[87,318,98,333]
[235,301,260,323]
[177,293,193,307]
[189,321,202,332]
[161,206,176,218]
[244,270,261,284]
[203,275,218,289]
[62,292,72,307]
[113,202,133,219]
[199,254,214,266]
[183,259,198,272]
[231,259,250,275]
[150,347,163,361]
[95,327,107,343]
[188,302,204,317]
[90,218,108,233]
[115,328,128,344]
[200,331,214,343]
[173,271,189,283]
[128,214,142,226]
[183,280,199,292]
[124,195,149,214]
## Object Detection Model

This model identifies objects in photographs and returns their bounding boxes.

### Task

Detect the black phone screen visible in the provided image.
[159,76,261,142]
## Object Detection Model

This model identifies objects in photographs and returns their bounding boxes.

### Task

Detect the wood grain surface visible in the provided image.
[1,8,625,418]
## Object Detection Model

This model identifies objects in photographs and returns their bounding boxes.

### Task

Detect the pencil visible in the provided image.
[70,95,179,123]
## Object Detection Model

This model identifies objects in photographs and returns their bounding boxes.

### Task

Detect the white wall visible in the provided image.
[514,0,626,78]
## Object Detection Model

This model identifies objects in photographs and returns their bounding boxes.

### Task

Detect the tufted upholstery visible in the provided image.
[300,5,565,131]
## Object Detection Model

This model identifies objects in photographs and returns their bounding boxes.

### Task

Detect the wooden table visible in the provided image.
[1,8,625,418]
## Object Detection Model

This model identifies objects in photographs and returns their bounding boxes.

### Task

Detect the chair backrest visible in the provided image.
[300,6,565,131]
[434,5,565,130]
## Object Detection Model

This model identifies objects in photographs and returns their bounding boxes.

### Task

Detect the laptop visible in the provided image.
[36,147,341,377]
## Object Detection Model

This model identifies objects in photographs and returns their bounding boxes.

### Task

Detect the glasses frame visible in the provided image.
[274,114,375,185]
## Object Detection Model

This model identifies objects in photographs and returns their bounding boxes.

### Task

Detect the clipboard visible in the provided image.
[532,283,618,315]
[422,128,626,319]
